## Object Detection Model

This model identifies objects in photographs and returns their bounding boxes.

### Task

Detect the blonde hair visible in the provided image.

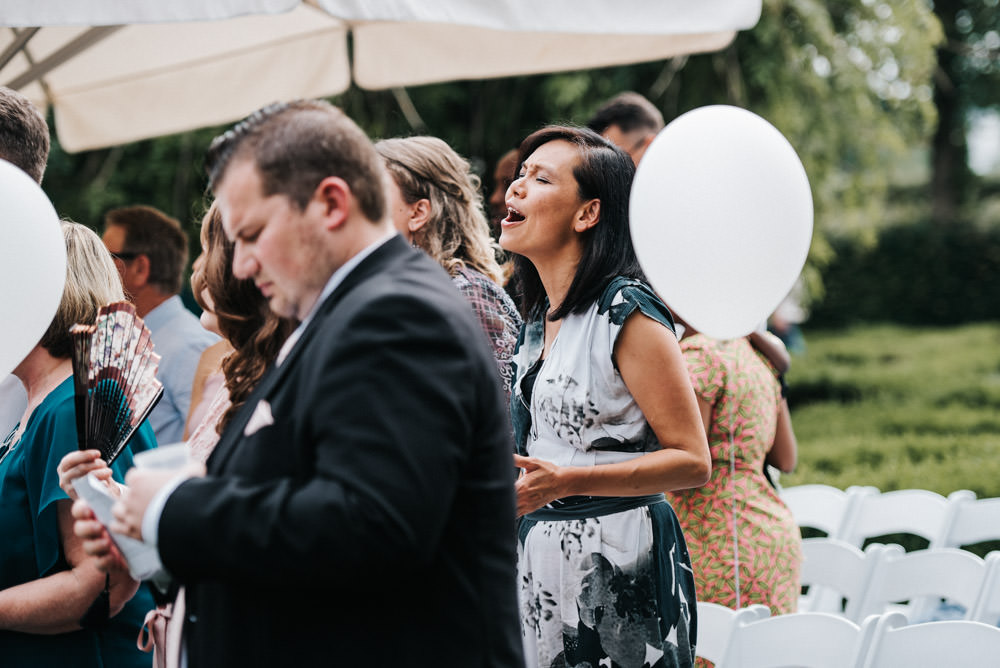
[376,136,504,284]
[39,221,125,358]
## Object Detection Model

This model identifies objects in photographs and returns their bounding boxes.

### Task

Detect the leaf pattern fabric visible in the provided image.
[666,335,802,615]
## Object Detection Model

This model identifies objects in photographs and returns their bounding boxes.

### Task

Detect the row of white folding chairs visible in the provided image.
[697,602,1000,667]
[799,538,1000,624]
[780,483,1000,550]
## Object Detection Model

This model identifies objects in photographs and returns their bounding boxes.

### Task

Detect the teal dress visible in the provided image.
[0,376,157,666]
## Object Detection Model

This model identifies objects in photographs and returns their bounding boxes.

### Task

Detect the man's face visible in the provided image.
[101,224,140,296]
[215,159,330,321]
[600,124,650,166]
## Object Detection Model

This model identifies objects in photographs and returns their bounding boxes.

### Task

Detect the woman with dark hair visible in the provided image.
[501,126,710,667]
[183,204,295,458]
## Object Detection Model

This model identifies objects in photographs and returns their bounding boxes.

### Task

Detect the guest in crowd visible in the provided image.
[587,90,664,166]
[75,100,523,667]
[502,125,710,667]
[0,221,156,665]
[102,205,219,445]
[489,148,519,231]
[666,318,801,615]
[0,85,51,436]
[376,135,521,398]
[60,203,294,666]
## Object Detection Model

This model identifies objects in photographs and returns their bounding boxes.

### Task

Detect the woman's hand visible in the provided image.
[513,454,568,517]
[71,499,128,574]
[58,450,112,501]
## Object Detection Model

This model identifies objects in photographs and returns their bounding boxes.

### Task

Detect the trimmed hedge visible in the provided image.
[810,221,1000,327]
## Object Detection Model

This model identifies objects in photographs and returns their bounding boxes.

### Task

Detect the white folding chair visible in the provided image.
[969,551,1000,625]
[858,611,1000,667]
[695,601,770,666]
[841,488,953,548]
[780,484,874,539]
[932,492,1000,550]
[716,611,866,668]
[798,538,885,618]
[853,545,986,623]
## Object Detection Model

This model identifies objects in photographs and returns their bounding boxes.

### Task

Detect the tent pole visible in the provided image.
[5,26,122,90]
[0,27,40,73]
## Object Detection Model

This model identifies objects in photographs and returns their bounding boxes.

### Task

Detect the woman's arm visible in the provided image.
[748,330,791,375]
[765,399,797,473]
[515,313,710,515]
[0,499,139,634]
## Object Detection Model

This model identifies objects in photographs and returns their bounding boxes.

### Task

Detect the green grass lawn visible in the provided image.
[779,323,1000,499]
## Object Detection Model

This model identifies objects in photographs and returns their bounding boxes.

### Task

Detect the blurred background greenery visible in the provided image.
[33,0,1000,495]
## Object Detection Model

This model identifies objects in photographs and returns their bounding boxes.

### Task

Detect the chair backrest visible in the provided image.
[781,484,874,538]
[933,493,1000,549]
[717,612,865,668]
[969,551,1000,625]
[696,601,770,665]
[798,538,885,618]
[842,488,952,548]
[853,546,986,622]
[858,611,1000,667]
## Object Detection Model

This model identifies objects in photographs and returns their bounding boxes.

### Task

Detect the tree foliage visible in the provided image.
[39,0,943,304]
[929,0,1000,223]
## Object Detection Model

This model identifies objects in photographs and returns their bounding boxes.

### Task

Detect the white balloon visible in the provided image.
[0,159,66,376]
[630,105,813,340]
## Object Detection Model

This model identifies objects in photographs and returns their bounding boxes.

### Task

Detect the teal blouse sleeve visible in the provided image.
[23,382,157,577]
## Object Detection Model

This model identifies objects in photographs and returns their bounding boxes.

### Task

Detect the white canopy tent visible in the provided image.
[1,0,762,152]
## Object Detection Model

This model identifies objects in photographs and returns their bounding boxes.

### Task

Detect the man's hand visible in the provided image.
[111,463,206,541]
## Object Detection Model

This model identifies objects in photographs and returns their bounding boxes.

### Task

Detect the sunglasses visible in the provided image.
[111,251,141,262]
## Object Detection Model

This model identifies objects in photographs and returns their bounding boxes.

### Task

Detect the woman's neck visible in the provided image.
[12,347,72,408]
[533,246,583,320]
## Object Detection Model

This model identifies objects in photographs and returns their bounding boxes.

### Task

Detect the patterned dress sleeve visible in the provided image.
[596,276,676,361]
[681,336,726,407]
[451,267,522,399]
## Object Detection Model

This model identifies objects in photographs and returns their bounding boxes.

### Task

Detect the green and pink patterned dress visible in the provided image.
[666,334,801,615]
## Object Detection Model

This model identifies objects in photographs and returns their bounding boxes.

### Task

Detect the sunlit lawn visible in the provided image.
[779,323,1000,499]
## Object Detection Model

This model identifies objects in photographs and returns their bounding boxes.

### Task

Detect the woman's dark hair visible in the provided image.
[510,125,644,320]
[192,205,295,435]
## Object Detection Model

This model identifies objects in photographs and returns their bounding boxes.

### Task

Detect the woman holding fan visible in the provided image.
[0,221,156,665]
[61,203,294,667]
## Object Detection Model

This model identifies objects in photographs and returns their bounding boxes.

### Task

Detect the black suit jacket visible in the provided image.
[158,236,524,667]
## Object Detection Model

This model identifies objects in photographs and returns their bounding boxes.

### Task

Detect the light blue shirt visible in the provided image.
[143,296,220,445]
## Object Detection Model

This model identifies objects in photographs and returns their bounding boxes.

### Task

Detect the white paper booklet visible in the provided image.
[72,472,162,580]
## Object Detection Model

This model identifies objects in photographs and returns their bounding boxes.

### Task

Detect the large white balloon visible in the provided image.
[0,159,66,376]
[630,105,813,340]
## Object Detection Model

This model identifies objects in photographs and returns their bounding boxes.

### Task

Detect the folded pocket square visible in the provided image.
[243,400,274,437]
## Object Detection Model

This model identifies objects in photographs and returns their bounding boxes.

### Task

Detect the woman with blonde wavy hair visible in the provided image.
[59,205,294,667]
[376,135,521,398]
[2,221,156,666]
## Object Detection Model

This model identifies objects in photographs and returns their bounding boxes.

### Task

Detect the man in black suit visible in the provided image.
[84,100,524,667]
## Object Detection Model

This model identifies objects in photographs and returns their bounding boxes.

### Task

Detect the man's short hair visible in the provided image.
[105,205,188,296]
[205,99,386,223]
[586,91,665,136]
[0,86,50,184]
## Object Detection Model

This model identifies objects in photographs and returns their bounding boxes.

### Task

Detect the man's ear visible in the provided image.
[315,176,351,230]
[130,254,151,287]
[574,199,601,233]
[408,198,431,234]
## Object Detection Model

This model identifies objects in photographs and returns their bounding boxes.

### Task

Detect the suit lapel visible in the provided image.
[205,235,413,474]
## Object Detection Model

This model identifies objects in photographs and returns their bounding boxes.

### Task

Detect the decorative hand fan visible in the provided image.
[70,301,163,464]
